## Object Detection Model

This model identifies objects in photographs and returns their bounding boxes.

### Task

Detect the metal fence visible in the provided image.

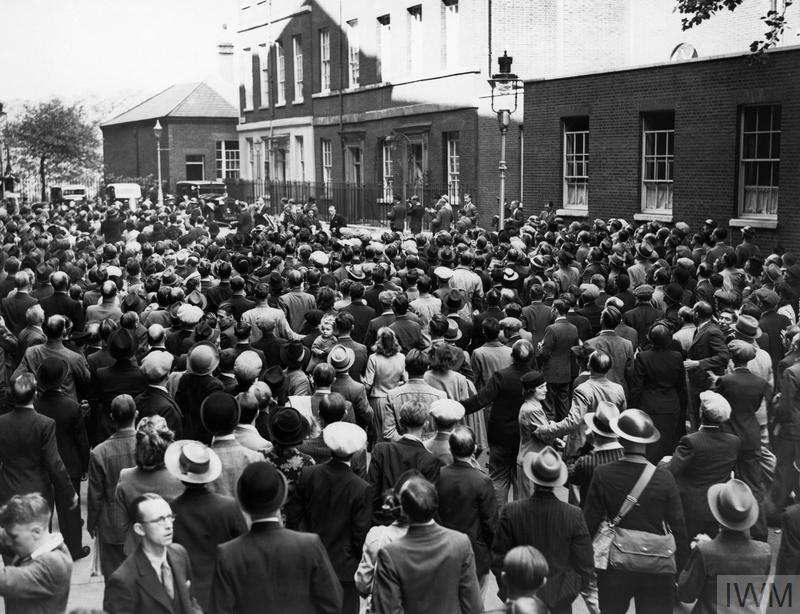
[224,179,470,226]
[13,173,102,203]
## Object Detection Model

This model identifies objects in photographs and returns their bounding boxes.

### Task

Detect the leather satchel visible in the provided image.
[592,463,676,574]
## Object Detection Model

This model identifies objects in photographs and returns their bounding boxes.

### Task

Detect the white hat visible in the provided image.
[106,265,123,278]
[430,399,465,423]
[323,422,367,457]
[310,250,329,266]
[434,266,454,280]
[177,304,204,326]
[699,390,732,423]
[140,351,174,381]
[234,350,263,380]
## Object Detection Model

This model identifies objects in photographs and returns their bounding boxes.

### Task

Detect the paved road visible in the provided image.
[10,479,781,613]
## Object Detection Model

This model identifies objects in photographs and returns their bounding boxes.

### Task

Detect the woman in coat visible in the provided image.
[630,322,687,462]
[364,327,406,438]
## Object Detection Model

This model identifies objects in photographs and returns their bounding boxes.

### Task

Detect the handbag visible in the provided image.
[592,463,676,574]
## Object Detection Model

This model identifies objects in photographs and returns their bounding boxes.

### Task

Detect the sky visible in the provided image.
[2,0,235,102]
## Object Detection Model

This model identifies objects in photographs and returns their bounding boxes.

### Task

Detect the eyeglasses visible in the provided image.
[141,514,176,525]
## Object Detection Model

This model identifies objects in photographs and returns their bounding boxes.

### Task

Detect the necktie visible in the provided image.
[161,561,175,600]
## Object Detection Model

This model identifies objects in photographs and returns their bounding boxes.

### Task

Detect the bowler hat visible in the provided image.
[327,344,355,372]
[268,406,307,446]
[108,329,136,360]
[165,440,222,484]
[584,401,620,438]
[200,391,240,435]
[610,408,661,444]
[522,446,567,488]
[187,342,220,376]
[280,341,311,369]
[237,461,288,516]
[664,283,684,306]
[708,478,759,531]
[445,291,465,311]
[36,357,67,391]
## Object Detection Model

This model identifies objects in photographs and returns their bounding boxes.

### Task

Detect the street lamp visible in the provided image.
[153,119,164,206]
[488,51,522,231]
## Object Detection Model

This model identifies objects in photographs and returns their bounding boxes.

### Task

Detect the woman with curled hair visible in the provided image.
[424,342,484,449]
[364,327,406,438]
[114,411,182,554]
[630,322,688,462]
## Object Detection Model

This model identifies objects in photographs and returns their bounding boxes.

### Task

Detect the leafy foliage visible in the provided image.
[675,0,794,55]
[4,99,100,200]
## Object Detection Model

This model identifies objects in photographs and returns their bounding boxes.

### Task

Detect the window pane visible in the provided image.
[757,106,772,131]
[742,133,756,159]
[771,132,781,158]
[756,133,771,159]
[645,132,654,155]
[743,108,757,132]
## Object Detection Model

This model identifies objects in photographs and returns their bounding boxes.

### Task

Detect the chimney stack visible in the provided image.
[218,24,234,83]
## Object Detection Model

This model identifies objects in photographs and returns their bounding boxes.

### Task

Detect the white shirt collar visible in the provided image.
[28,533,64,561]
[212,434,236,442]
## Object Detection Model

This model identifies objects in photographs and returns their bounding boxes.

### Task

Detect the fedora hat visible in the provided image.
[346,264,365,281]
[165,440,222,484]
[522,446,567,488]
[268,406,307,447]
[444,319,463,342]
[445,291,465,311]
[503,268,520,284]
[707,478,759,531]
[280,340,311,369]
[327,344,355,372]
[108,329,136,361]
[36,357,67,391]
[610,408,661,444]
[200,391,240,436]
[187,342,220,376]
[237,461,288,516]
[264,365,285,389]
[584,401,620,438]
[734,315,762,340]
[636,243,654,260]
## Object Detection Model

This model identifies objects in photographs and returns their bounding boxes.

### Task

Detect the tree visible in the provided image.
[675,0,794,54]
[4,99,99,201]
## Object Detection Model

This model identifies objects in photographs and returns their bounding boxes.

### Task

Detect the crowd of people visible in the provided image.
[0,190,798,614]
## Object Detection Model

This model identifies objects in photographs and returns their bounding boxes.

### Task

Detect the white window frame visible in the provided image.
[377,15,391,82]
[382,141,394,201]
[408,6,423,75]
[739,104,780,218]
[241,48,254,110]
[319,29,331,92]
[185,154,205,181]
[292,35,303,103]
[258,44,270,108]
[446,132,460,204]
[215,141,240,180]
[563,120,589,209]
[641,115,674,212]
[347,19,360,88]
[443,1,459,70]
[346,145,363,185]
[274,147,287,182]
[321,138,333,196]
[262,140,271,182]
[295,135,305,181]
[275,41,286,105]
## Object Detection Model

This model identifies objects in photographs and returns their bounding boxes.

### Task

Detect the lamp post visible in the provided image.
[384,132,411,233]
[488,51,522,231]
[153,120,164,206]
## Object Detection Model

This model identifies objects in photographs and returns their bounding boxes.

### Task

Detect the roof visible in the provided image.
[101,81,238,127]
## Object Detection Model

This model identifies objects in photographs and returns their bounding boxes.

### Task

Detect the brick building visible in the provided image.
[101,81,239,194]
[523,46,800,248]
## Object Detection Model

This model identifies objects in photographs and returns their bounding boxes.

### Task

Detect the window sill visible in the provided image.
[274,102,286,108]
[634,211,673,223]
[729,217,778,230]
[556,207,588,218]
[293,98,304,105]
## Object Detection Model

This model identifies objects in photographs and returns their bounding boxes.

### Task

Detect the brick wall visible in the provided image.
[523,47,800,249]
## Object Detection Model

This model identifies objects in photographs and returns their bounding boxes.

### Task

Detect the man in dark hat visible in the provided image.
[210,462,342,612]
[539,300,579,421]
[685,301,730,428]
[623,284,663,349]
[443,290,472,351]
[492,446,595,614]
[584,409,689,614]
[135,351,182,437]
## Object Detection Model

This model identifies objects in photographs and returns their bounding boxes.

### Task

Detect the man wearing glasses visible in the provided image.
[104,493,201,614]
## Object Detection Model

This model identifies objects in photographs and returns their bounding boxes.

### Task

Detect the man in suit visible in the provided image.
[714,340,770,541]
[577,284,603,336]
[677,479,771,613]
[286,422,371,614]
[87,394,138,579]
[521,285,554,348]
[363,290,396,350]
[167,441,247,612]
[0,272,38,337]
[34,357,90,561]
[385,349,446,442]
[755,287,790,376]
[444,291,473,351]
[364,266,390,314]
[279,269,316,333]
[233,390,273,454]
[14,314,91,403]
[585,306,634,398]
[250,318,287,370]
[222,277,255,322]
[39,270,84,333]
[342,283,376,345]
[86,280,124,325]
[373,475,482,614]
[464,339,536,507]
[539,299,579,421]
[94,329,148,442]
[584,409,689,614]
[390,293,428,352]
[333,312,368,379]
[770,358,800,520]
[425,399,466,465]
[623,284,664,348]
[664,390,741,538]
[104,493,202,614]
[777,469,800,574]
[135,351,182,437]
[438,427,498,587]
[0,373,77,511]
[564,295,592,343]
[471,318,513,391]
[685,301,731,428]
[492,447,595,614]
[204,261,233,313]
[0,493,73,614]
[472,289,505,348]
[368,401,441,522]
[210,461,343,613]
